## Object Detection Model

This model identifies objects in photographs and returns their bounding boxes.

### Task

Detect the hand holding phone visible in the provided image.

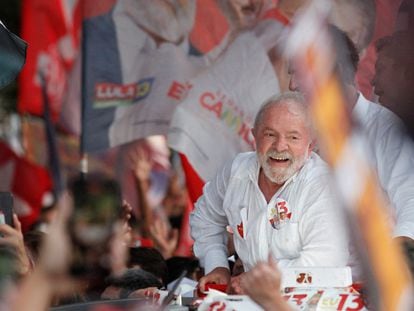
[0,201,32,275]
[0,192,14,227]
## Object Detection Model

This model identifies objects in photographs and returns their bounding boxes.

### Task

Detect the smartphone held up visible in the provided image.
[0,192,14,227]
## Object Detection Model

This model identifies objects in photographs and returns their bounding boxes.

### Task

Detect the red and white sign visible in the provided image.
[281,267,353,288]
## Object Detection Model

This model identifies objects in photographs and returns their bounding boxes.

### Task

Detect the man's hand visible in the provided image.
[241,256,292,311]
[198,267,231,293]
[0,214,32,275]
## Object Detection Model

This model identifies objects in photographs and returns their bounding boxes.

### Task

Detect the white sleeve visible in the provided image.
[375,119,414,239]
[190,161,232,273]
[278,181,349,268]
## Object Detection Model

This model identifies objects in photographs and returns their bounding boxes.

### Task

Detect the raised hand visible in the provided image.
[128,144,152,184]
[0,214,32,276]
[38,191,72,276]
[149,218,178,259]
[109,219,132,276]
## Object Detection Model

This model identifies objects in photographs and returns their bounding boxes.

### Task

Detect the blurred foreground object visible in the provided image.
[241,256,292,311]
[286,0,413,310]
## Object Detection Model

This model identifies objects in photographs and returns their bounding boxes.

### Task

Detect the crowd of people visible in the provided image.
[0,0,413,310]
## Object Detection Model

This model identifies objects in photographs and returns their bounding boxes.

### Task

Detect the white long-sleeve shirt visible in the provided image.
[190,152,349,273]
[353,94,414,239]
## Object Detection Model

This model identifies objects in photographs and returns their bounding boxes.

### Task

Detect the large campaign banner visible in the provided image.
[81,0,286,183]
[81,1,282,152]
[81,0,213,152]
[168,24,283,181]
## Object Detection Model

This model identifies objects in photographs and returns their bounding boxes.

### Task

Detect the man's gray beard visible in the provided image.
[258,150,308,185]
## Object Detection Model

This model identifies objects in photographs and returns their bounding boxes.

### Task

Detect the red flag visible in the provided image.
[18,0,81,121]
[174,196,194,257]
[175,155,204,256]
[0,142,53,232]
[179,154,204,204]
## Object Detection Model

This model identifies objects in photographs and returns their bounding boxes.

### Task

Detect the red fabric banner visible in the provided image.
[0,142,53,232]
[18,0,81,121]
[179,154,204,205]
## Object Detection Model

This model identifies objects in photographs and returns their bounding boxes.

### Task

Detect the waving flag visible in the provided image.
[18,0,81,122]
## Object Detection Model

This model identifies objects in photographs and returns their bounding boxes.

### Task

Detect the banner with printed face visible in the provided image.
[80,0,283,154]
[168,31,281,181]
[81,0,213,152]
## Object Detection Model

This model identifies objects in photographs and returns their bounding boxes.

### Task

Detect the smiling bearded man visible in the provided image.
[190,91,350,294]
[255,100,311,185]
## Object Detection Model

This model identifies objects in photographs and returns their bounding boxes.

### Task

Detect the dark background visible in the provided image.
[0,0,22,113]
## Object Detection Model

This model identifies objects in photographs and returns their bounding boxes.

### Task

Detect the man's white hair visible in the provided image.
[253,91,311,131]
